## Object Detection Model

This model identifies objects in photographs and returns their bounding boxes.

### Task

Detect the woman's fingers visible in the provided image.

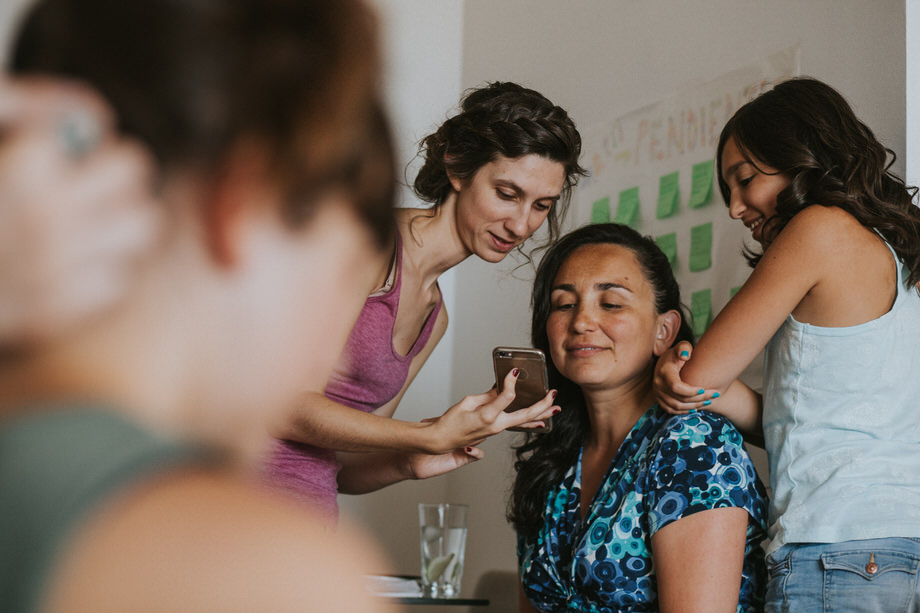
[658,393,708,414]
[513,420,548,430]
[655,342,724,414]
[654,343,712,400]
[492,366,521,409]
[498,388,559,430]
[406,447,484,480]
[0,76,117,134]
[0,76,161,345]
[429,370,561,452]
[462,446,484,460]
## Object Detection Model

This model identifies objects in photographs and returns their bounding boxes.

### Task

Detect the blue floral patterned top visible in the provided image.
[517,406,768,612]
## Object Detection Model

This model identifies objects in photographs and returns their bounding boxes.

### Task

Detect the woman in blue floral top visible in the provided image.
[509,223,768,612]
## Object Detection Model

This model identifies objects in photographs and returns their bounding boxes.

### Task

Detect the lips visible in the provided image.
[745,217,765,240]
[567,345,606,355]
[488,232,517,253]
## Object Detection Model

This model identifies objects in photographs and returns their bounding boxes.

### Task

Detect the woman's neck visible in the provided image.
[396,194,471,287]
[580,371,657,453]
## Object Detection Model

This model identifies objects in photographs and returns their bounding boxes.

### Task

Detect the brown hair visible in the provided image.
[717,77,920,286]
[413,82,586,249]
[11,0,396,246]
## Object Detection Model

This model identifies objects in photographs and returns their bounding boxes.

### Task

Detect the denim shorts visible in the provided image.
[765,538,920,613]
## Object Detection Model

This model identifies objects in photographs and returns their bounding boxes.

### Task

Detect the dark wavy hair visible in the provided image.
[717,77,920,287]
[413,82,586,250]
[508,223,694,537]
[11,0,396,248]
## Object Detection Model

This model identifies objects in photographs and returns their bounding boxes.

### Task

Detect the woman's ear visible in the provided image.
[445,156,464,193]
[202,143,270,268]
[653,309,682,357]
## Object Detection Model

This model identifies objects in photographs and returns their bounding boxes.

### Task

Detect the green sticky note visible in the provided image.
[730,285,742,298]
[614,187,639,227]
[655,233,677,268]
[690,289,712,338]
[688,159,714,209]
[656,171,679,219]
[689,222,713,272]
[590,197,610,224]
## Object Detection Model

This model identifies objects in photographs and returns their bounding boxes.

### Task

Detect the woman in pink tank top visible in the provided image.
[267,83,587,518]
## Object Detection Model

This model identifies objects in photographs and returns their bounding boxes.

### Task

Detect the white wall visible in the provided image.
[908,0,920,187]
[445,1,907,609]
[0,0,30,64]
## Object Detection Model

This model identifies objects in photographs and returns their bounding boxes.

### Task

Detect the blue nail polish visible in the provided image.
[712,392,720,399]
[680,350,690,358]
[697,389,705,395]
[688,409,697,414]
[703,400,712,407]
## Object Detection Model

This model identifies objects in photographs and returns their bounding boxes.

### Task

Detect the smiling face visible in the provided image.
[450,154,565,262]
[720,136,791,247]
[545,243,672,394]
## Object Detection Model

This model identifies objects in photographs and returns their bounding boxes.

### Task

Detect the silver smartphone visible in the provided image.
[492,346,552,432]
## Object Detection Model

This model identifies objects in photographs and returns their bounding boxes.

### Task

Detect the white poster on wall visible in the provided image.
[575,47,800,384]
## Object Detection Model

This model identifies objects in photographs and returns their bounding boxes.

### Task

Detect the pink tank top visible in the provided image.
[265,231,443,520]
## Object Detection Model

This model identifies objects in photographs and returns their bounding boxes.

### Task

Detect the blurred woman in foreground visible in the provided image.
[0,0,401,611]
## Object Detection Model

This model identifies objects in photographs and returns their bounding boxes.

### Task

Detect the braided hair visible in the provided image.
[413,82,585,247]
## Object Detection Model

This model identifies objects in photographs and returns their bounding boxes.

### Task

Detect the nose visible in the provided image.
[728,189,746,220]
[504,206,531,239]
[572,303,596,333]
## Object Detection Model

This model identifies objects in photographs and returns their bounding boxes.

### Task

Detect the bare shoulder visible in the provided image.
[43,469,397,613]
[780,204,868,245]
[768,205,881,269]
[783,204,878,242]
[781,205,894,325]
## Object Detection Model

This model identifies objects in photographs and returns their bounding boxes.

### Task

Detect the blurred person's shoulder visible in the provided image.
[38,451,395,613]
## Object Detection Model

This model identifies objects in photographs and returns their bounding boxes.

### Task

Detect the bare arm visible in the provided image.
[274,307,558,458]
[652,507,750,613]
[336,367,557,493]
[270,306,449,452]
[714,380,763,446]
[680,210,827,393]
[336,446,486,495]
[280,388,556,455]
[656,210,838,435]
[655,343,763,444]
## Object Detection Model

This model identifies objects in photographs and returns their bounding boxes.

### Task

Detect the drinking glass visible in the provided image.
[418,503,468,597]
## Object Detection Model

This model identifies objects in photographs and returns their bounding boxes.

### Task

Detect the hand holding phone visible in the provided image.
[492,346,552,432]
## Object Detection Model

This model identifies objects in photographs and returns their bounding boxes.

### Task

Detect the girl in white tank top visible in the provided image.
[655,77,920,612]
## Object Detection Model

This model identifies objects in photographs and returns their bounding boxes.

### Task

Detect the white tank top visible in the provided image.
[762,240,920,554]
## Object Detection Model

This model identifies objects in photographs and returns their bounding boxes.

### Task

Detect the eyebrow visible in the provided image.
[496,179,561,203]
[551,282,633,293]
[722,160,750,180]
